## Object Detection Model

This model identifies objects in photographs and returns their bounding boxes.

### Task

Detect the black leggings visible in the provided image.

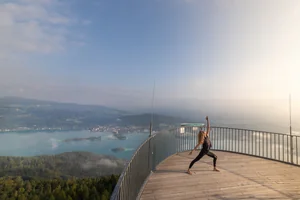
[189,149,217,169]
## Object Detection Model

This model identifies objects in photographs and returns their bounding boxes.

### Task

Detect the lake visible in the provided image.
[0,130,149,160]
[1,127,299,161]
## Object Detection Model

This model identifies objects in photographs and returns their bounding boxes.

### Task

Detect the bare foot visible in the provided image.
[187,170,193,175]
[213,168,220,172]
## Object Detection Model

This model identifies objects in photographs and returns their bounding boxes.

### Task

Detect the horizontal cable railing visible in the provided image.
[111,126,300,200]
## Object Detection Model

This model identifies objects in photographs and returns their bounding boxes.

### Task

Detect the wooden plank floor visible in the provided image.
[140,151,300,200]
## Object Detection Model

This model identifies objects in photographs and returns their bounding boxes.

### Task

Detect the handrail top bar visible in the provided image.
[211,126,299,137]
[180,125,298,137]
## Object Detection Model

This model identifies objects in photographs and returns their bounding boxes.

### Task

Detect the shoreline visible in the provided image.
[0,129,86,134]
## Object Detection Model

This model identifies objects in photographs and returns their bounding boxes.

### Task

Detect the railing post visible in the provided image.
[148,137,151,172]
[148,122,152,173]
[289,93,293,164]
[278,134,280,161]
[290,135,293,164]
[296,136,298,165]
[282,135,284,161]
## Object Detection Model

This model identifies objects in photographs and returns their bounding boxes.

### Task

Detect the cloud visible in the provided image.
[0,0,83,55]
[81,158,119,169]
[97,158,118,167]
[0,0,91,98]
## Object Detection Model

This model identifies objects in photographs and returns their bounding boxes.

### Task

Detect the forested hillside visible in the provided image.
[0,175,119,200]
[0,152,125,179]
[0,152,124,200]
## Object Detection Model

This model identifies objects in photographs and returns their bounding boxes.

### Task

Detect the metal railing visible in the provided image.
[177,126,300,165]
[110,129,178,200]
[110,126,300,200]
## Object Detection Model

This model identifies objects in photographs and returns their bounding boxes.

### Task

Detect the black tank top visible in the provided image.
[203,136,212,150]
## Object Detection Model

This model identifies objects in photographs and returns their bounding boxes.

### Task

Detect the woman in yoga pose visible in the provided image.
[187,116,219,175]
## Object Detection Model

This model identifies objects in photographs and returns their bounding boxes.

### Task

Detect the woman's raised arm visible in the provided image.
[206,116,210,135]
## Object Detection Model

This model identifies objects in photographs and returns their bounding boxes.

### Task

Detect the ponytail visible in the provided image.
[198,131,205,144]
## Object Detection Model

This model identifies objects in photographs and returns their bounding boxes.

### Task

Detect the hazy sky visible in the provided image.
[1,0,300,114]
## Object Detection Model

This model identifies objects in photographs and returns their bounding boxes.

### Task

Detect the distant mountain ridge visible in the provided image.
[0,96,185,130]
[0,96,127,113]
[116,113,184,128]
[0,96,129,130]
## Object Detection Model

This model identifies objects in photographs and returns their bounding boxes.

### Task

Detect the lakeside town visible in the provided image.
[0,124,169,134]
[89,125,151,134]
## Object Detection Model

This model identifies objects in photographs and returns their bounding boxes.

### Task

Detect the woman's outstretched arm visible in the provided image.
[189,143,201,155]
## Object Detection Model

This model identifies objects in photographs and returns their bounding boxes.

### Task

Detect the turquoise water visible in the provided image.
[0,131,149,160]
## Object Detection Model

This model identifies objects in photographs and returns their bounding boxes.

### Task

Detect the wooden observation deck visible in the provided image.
[140,151,300,200]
